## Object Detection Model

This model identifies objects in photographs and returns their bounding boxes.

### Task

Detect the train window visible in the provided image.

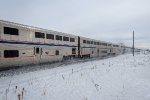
[4,50,19,58]
[63,36,69,41]
[87,41,90,44]
[56,35,62,41]
[108,44,111,46]
[70,38,75,42]
[113,45,119,47]
[96,42,99,45]
[72,48,76,54]
[83,40,86,43]
[4,27,19,35]
[92,51,94,54]
[101,43,107,46]
[56,50,59,55]
[36,48,39,54]
[46,34,54,40]
[35,32,45,38]
[94,42,97,45]
[91,41,93,44]
[101,51,107,53]
[97,49,100,53]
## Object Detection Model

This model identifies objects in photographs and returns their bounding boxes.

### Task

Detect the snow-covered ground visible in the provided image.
[0,52,150,100]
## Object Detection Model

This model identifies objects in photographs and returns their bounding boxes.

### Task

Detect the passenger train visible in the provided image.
[0,20,132,69]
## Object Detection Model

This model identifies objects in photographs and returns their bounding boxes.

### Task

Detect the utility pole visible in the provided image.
[133,31,134,56]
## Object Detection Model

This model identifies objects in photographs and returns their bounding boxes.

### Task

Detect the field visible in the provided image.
[0,52,150,100]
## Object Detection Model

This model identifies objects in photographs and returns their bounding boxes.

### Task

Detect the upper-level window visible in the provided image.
[101,50,107,53]
[91,41,93,44]
[56,35,62,41]
[108,44,111,46]
[94,42,97,45]
[113,45,119,47]
[96,42,99,45]
[35,32,45,38]
[70,38,75,42]
[4,27,19,35]
[46,34,54,40]
[83,40,86,43]
[4,50,19,58]
[87,41,90,44]
[63,36,69,41]
[101,43,107,46]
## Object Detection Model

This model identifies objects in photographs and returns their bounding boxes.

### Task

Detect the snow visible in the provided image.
[0,52,150,100]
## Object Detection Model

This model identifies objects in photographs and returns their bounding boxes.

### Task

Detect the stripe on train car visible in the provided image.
[0,40,103,49]
[0,54,77,58]
[0,55,63,58]
[0,56,34,58]
[81,47,110,50]
[0,40,77,47]
[0,39,108,49]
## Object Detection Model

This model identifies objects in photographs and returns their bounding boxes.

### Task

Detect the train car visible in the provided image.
[79,37,112,57]
[99,41,110,57]
[124,46,132,53]
[106,43,113,55]
[111,44,122,55]
[79,37,97,58]
[0,20,78,68]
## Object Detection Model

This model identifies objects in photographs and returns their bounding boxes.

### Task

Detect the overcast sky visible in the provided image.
[0,0,150,49]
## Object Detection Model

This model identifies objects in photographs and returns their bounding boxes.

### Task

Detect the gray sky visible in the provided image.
[0,0,150,49]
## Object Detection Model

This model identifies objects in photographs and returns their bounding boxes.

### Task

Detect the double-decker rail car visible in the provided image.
[0,20,78,68]
[124,46,132,53]
[79,37,97,58]
[107,43,113,55]
[111,44,122,55]
[98,41,110,57]
[0,20,128,69]
[79,37,114,57]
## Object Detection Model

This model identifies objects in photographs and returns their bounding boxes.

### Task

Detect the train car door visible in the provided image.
[97,49,100,56]
[78,36,80,57]
[34,47,42,64]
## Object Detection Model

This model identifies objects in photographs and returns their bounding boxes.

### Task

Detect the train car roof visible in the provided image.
[80,36,123,46]
[0,20,78,37]
[0,20,128,47]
